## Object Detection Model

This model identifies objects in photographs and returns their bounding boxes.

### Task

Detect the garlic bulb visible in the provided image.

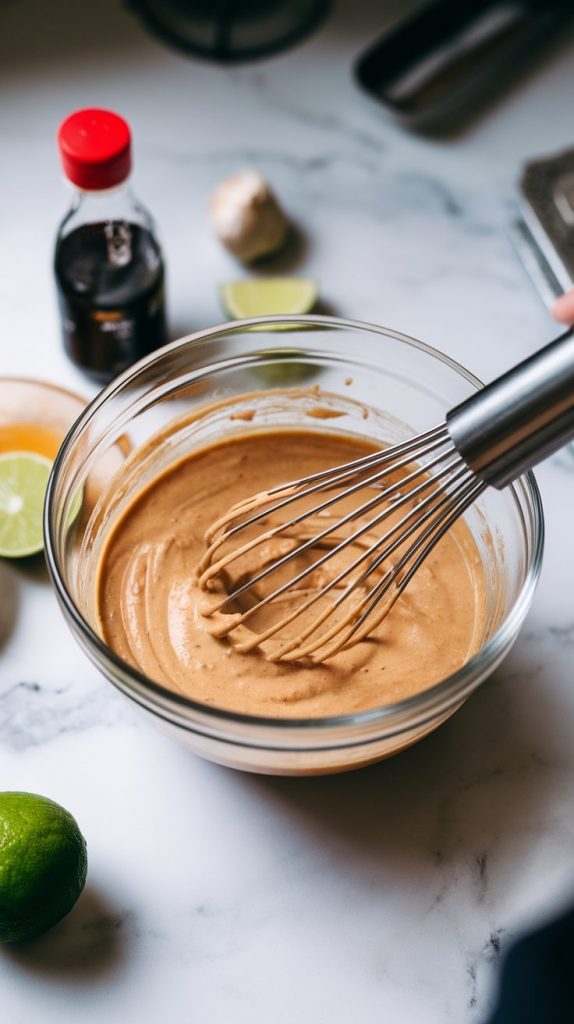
[209,171,289,263]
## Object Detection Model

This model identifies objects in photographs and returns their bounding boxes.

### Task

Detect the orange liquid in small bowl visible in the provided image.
[0,423,64,459]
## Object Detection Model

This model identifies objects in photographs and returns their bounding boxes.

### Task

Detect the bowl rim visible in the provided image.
[44,314,545,741]
[0,375,88,407]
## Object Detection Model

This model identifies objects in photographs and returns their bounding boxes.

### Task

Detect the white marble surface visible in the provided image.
[2,1,574,1020]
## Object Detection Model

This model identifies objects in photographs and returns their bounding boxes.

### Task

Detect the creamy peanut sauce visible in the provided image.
[96,429,486,718]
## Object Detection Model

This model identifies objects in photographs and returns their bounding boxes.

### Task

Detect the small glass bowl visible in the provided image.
[44,316,544,775]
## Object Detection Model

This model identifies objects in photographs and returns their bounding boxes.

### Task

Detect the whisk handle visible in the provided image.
[446,327,574,488]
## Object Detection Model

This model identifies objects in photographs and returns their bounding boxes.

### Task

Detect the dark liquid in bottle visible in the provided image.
[55,221,167,384]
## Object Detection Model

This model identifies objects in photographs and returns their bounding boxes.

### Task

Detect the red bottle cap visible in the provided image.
[57,108,132,190]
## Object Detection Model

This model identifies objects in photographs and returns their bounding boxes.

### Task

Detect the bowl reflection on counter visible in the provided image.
[44,316,544,776]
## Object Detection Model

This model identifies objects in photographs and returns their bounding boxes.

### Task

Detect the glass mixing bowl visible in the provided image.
[44,316,544,775]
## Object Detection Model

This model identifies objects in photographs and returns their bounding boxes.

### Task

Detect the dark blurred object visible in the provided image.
[127,0,331,62]
[355,0,574,132]
[486,908,574,1023]
[510,147,574,309]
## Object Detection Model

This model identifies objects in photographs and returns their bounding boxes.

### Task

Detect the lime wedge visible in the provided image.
[0,452,52,558]
[220,277,317,321]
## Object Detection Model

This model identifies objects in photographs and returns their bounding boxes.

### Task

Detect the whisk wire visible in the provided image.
[264,423,450,494]
[199,327,574,661]
[199,425,485,662]
[302,478,486,664]
[201,446,463,616]
[202,426,452,556]
[229,460,473,656]
[200,433,459,596]
[342,477,485,646]
[277,467,477,661]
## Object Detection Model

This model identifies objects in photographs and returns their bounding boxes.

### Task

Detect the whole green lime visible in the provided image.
[0,791,87,943]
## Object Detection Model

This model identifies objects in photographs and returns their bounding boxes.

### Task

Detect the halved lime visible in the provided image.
[0,452,52,558]
[220,277,318,321]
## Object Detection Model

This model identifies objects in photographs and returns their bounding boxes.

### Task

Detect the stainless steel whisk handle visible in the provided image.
[446,327,574,488]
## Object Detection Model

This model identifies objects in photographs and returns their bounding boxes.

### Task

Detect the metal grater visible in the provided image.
[510,146,574,309]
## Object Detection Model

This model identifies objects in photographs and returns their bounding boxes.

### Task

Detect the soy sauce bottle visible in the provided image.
[55,108,167,384]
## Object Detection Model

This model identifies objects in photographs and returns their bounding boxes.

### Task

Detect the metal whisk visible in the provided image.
[199,328,574,663]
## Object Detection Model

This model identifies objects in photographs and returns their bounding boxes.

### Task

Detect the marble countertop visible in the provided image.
[3,1,574,1020]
